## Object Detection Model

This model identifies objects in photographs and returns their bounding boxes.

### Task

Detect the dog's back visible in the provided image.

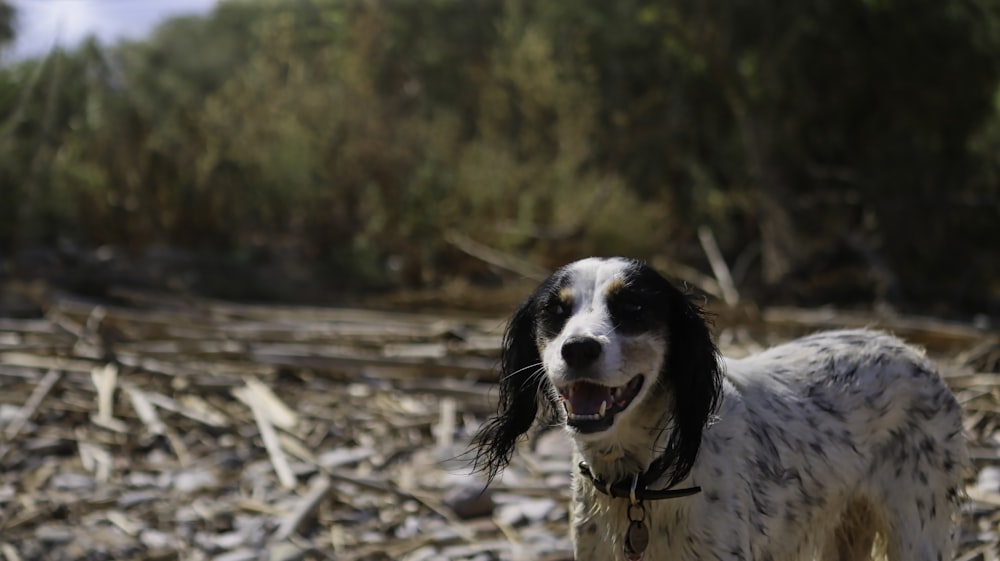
[705,329,966,560]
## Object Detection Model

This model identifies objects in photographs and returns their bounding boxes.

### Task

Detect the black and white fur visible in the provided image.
[473,257,966,561]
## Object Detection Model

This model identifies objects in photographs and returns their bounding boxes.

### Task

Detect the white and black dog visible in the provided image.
[473,257,965,561]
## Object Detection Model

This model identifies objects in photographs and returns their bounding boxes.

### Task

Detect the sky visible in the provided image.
[8,0,219,59]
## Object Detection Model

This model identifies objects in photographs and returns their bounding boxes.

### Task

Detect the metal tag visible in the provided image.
[623,519,649,560]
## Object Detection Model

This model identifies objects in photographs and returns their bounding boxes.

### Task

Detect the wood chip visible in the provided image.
[77,439,113,482]
[123,384,165,436]
[149,392,229,428]
[90,363,119,426]
[0,542,23,561]
[3,369,61,441]
[274,474,333,540]
[234,383,298,490]
[241,377,298,430]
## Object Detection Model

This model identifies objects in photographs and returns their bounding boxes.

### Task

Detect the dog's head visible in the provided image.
[473,257,721,487]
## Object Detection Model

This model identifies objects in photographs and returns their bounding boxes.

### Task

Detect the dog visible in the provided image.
[472,257,965,561]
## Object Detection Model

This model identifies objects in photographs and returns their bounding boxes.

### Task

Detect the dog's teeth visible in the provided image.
[612,392,622,406]
[599,400,607,417]
[565,401,574,415]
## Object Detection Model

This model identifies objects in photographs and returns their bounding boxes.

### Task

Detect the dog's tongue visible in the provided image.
[568,381,613,415]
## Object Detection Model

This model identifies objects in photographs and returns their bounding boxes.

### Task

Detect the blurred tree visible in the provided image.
[0,1,13,49]
[524,0,1000,307]
[0,0,998,310]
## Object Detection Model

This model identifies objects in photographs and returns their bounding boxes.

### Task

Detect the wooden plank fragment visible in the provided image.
[0,542,23,561]
[146,392,229,428]
[0,351,97,373]
[234,384,298,490]
[273,475,332,540]
[242,378,298,430]
[123,384,166,436]
[90,363,127,433]
[3,369,61,441]
[77,440,112,482]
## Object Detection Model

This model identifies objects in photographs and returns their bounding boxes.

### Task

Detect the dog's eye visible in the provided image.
[545,300,570,317]
[538,298,572,336]
[608,293,652,333]
[618,301,643,314]
[610,296,645,316]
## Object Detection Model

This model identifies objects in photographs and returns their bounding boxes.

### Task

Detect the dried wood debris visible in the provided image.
[0,290,996,561]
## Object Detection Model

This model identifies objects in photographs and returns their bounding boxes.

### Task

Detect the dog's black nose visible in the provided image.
[561,336,602,368]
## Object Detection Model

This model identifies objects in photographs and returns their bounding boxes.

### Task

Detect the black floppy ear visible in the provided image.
[656,277,723,489]
[471,293,549,483]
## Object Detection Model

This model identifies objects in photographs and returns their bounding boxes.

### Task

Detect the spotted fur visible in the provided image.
[472,257,966,561]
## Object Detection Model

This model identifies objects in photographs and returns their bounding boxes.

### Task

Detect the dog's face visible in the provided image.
[532,258,670,438]
[473,257,721,487]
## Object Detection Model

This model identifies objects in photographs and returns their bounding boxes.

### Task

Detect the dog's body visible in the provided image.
[473,257,965,561]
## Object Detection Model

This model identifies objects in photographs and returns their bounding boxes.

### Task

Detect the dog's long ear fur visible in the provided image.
[655,274,723,489]
[471,292,548,483]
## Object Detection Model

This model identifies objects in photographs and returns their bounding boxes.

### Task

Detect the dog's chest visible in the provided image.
[571,478,696,561]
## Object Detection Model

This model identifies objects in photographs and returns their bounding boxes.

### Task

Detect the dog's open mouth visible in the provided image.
[557,375,644,433]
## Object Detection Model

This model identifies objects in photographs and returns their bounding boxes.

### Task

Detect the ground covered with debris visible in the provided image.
[0,289,997,561]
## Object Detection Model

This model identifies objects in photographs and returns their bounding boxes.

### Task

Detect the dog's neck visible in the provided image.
[570,411,676,487]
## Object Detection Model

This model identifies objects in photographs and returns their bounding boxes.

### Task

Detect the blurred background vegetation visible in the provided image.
[1,0,999,316]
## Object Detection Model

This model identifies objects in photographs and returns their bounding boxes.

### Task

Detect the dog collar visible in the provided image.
[578,461,700,560]
[577,461,702,501]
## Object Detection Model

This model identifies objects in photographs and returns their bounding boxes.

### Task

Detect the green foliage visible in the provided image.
[0,0,998,309]
[0,1,12,49]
